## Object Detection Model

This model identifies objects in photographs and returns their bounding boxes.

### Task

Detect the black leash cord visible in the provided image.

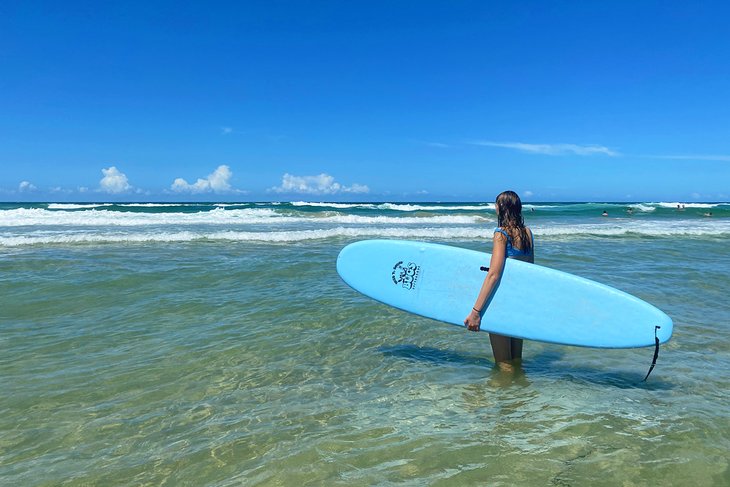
[642,326,661,382]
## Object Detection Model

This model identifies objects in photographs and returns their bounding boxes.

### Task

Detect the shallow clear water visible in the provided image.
[1,202,729,485]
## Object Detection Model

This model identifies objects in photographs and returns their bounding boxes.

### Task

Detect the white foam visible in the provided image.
[0,207,489,227]
[0,227,490,246]
[2,202,728,248]
[118,203,196,208]
[377,203,492,211]
[290,201,378,209]
[289,201,493,211]
[653,202,726,209]
[318,214,486,224]
[629,204,656,212]
[524,204,559,209]
[2,221,729,247]
[47,203,113,210]
[0,207,281,226]
[533,221,730,237]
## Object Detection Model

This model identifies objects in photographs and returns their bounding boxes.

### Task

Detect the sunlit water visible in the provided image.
[1,202,728,486]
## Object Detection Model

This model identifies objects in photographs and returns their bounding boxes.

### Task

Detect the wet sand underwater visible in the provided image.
[1,202,729,485]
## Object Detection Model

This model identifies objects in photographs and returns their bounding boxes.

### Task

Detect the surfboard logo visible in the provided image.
[391,261,420,290]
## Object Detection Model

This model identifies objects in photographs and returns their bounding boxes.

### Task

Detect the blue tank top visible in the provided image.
[494,227,533,258]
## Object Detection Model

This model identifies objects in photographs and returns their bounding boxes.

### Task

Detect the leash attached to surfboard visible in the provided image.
[642,325,662,382]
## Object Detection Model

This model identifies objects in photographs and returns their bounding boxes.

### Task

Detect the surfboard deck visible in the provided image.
[337,239,672,348]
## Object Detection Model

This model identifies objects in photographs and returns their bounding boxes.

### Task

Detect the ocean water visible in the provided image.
[1,201,729,486]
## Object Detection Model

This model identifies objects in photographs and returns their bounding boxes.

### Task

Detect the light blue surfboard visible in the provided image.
[337,239,672,348]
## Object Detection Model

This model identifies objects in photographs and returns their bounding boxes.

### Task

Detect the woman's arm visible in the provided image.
[464,232,507,331]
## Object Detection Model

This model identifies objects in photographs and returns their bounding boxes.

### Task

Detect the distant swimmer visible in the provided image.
[602,210,609,217]
[703,212,713,217]
[626,207,634,214]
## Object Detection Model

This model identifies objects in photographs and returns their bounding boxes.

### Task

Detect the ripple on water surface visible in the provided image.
[0,239,728,485]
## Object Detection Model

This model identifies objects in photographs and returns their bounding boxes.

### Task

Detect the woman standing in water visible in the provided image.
[464,191,534,369]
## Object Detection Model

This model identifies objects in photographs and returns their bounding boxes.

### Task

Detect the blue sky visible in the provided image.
[2,1,729,202]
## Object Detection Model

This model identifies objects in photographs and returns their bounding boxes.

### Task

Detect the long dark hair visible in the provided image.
[496,190,531,253]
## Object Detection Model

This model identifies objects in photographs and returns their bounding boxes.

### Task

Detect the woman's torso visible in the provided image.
[495,226,534,264]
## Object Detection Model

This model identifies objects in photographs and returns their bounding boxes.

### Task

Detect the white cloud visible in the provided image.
[471,141,620,157]
[270,173,369,195]
[171,165,237,193]
[19,181,37,192]
[100,166,132,193]
[523,190,534,198]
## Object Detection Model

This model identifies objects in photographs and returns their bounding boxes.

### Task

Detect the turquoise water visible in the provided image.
[1,202,729,485]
